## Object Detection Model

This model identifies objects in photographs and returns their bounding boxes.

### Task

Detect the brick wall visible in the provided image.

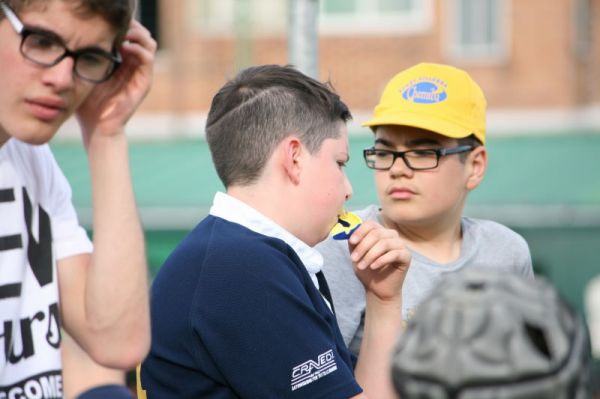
[139,0,600,116]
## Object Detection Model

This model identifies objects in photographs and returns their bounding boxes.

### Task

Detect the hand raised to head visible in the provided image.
[77,20,156,143]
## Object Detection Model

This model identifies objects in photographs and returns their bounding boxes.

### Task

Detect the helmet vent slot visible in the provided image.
[466,282,485,291]
[524,322,551,360]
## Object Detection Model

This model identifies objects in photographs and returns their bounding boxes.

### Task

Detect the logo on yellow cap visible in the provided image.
[401,78,448,104]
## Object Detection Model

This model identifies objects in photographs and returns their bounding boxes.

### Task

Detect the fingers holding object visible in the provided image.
[349,222,410,271]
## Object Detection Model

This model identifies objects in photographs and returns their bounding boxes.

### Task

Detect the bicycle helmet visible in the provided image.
[391,269,593,399]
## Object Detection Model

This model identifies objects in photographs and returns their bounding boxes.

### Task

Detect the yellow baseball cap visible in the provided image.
[363,63,487,144]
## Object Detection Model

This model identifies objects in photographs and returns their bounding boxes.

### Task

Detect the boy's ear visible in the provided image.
[466,146,487,191]
[281,136,303,185]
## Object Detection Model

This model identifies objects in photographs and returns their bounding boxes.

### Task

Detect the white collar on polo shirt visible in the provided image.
[209,191,324,291]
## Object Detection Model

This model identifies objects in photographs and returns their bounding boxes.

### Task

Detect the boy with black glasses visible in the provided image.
[0,0,154,395]
[317,63,534,354]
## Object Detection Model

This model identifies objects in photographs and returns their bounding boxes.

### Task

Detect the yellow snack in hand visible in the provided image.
[330,212,362,240]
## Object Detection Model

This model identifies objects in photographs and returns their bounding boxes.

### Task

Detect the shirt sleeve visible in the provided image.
[193,242,362,399]
[40,145,93,259]
[504,226,534,278]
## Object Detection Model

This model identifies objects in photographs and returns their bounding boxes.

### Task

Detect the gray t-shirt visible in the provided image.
[316,204,534,355]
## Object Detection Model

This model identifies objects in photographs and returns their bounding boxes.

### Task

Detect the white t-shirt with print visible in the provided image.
[0,138,92,396]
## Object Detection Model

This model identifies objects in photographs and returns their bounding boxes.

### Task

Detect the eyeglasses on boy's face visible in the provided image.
[363,145,474,171]
[0,1,121,83]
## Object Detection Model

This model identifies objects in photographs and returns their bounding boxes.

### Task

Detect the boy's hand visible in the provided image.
[347,221,411,302]
[76,20,156,143]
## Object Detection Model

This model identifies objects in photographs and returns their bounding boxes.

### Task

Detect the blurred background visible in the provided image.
[51,0,599,385]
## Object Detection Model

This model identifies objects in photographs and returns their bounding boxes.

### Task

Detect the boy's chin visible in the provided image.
[12,123,61,146]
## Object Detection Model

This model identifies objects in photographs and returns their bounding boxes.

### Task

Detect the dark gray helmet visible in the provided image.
[391,270,593,399]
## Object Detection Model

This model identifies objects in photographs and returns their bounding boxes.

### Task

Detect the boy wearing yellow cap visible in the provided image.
[316,63,534,353]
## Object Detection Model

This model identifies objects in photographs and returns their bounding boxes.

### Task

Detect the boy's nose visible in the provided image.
[344,174,353,200]
[41,57,76,90]
[389,155,414,177]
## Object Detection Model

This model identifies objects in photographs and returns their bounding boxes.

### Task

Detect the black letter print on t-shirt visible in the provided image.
[23,187,54,287]
[0,187,53,300]
[0,188,23,300]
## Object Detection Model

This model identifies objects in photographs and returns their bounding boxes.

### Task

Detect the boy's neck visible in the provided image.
[383,213,463,264]
[227,184,297,237]
[0,130,9,148]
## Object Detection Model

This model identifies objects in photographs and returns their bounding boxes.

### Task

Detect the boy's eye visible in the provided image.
[410,149,437,157]
[28,33,60,50]
[78,52,106,67]
[374,150,392,158]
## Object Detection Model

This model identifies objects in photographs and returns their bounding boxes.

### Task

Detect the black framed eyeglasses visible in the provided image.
[0,1,121,83]
[363,145,474,171]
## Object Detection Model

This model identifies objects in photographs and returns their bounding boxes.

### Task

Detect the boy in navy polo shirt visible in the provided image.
[139,65,411,398]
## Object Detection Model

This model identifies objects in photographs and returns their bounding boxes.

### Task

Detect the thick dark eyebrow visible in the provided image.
[405,138,444,147]
[24,25,65,44]
[373,137,395,147]
[374,137,444,148]
[24,25,112,54]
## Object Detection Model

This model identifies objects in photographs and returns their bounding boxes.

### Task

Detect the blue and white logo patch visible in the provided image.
[401,77,448,104]
[290,349,338,391]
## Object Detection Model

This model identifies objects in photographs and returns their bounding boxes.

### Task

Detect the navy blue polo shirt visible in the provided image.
[140,215,361,398]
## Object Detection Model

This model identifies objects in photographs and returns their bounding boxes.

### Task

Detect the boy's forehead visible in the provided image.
[374,125,455,145]
[16,0,114,26]
[16,0,117,49]
[337,122,349,139]
[12,0,65,13]
[317,124,349,155]
[339,123,350,150]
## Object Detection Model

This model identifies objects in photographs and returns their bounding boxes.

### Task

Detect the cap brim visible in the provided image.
[362,112,474,140]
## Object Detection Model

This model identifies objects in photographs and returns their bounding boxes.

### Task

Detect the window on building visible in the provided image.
[574,0,591,61]
[319,0,432,35]
[447,0,509,62]
[323,0,415,14]
[187,0,286,37]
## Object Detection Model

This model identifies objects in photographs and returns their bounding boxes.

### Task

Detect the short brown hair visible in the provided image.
[1,0,134,45]
[206,64,352,188]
